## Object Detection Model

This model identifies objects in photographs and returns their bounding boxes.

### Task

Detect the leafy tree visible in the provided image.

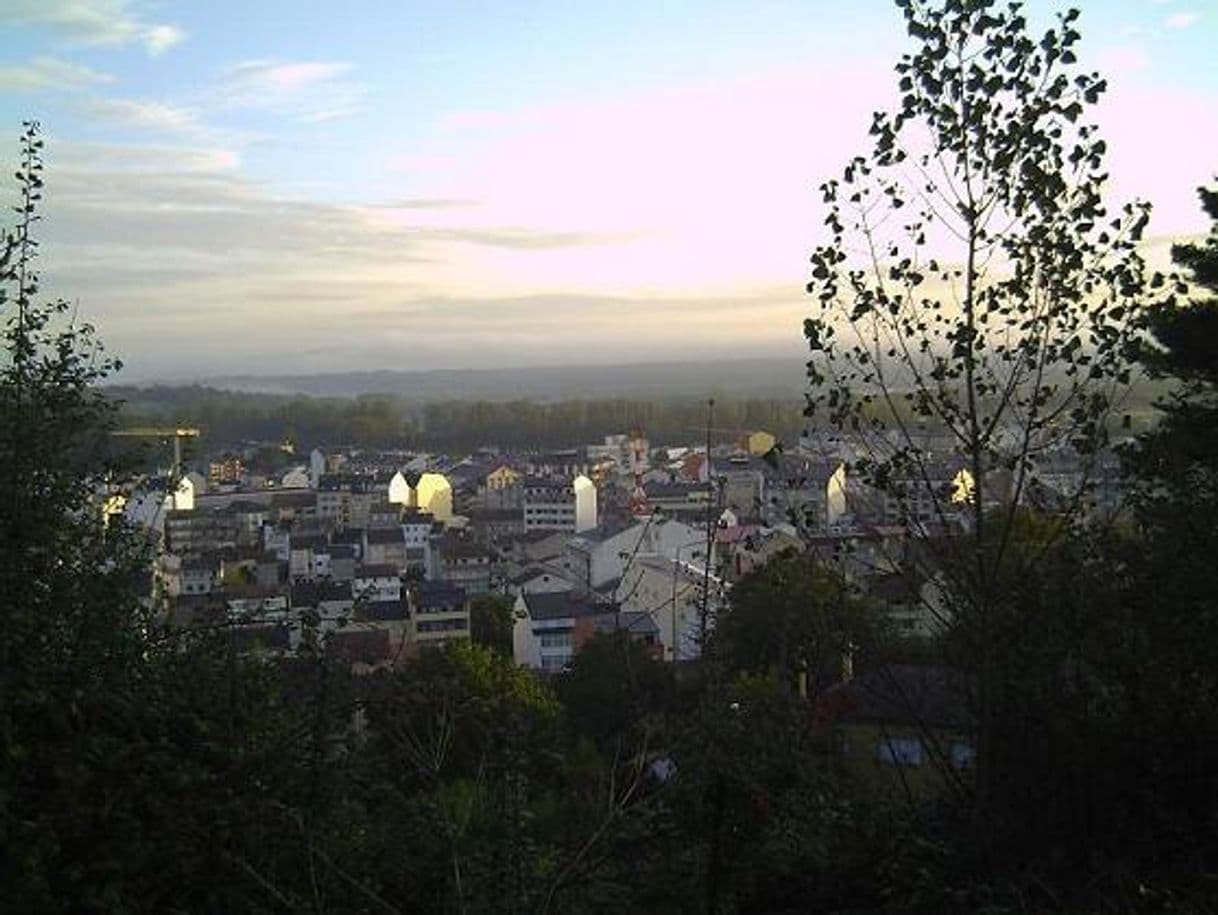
[1134,183,1218,505]
[712,553,877,694]
[803,0,1154,815]
[469,592,515,655]
[557,631,670,749]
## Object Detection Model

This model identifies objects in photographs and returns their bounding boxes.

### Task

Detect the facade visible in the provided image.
[740,430,778,456]
[522,475,598,533]
[409,581,471,647]
[617,554,707,662]
[512,591,616,673]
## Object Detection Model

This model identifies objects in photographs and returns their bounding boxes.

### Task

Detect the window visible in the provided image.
[875,736,923,767]
[950,741,975,771]
[417,618,467,634]
[539,632,571,649]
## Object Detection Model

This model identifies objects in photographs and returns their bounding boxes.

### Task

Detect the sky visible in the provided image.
[0,0,1215,381]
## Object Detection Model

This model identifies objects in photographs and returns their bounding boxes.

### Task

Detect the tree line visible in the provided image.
[110,386,807,452]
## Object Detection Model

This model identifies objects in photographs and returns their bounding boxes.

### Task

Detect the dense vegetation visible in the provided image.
[3,2,1218,911]
[109,384,806,452]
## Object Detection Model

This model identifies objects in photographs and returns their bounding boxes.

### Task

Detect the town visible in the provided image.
[127,422,1126,680]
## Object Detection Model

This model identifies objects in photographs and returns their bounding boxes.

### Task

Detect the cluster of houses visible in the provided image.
[100,422,1135,796]
[121,424,1126,691]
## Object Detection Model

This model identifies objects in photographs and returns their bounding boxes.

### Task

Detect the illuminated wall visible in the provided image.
[416,472,453,521]
[573,474,597,533]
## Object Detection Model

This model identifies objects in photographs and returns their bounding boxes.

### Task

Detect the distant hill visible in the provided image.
[188,357,810,402]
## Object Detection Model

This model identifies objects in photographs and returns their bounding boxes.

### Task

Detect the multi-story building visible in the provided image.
[408,581,471,647]
[511,591,617,673]
[523,475,597,532]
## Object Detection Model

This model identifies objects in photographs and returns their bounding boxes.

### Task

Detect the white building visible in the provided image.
[523,475,598,532]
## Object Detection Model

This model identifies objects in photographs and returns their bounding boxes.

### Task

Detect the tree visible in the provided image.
[803,0,1154,816]
[557,631,670,748]
[1134,183,1218,502]
[712,552,878,694]
[469,593,515,656]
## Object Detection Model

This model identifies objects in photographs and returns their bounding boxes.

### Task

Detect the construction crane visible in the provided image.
[110,426,201,477]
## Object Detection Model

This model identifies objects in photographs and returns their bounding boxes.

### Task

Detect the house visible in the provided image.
[617,554,713,662]
[468,506,525,545]
[487,463,523,491]
[812,665,974,798]
[329,543,356,582]
[408,581,471,648]
[290,579,354,623]
[512,591,617,673]
[353,564,402,603]
[719,455,766,519]
[508,566,576,596]
[643,482,712,517]
[288,531,328,581]
[594,611,663,657]
[438,533,493,595]
[281,466,311,489]
[165,506,239,556]
[866,570,950,639]
[563,517,704,595]
[363,526,407,572]
[739,430,778,457]
[401,510,437,575]
[522,475,597,532]
[719,525,803,582]
[388,471,453,521]
[175,556,217,597]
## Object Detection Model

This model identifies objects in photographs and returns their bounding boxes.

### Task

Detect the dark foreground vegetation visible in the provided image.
[4,2,1218,912]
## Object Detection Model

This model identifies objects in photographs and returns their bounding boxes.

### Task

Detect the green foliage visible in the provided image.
[557,631,671,749]
[112,385,806,451]
[805,0,1153,531]
[469,592,515,655]
[713,553,880,692]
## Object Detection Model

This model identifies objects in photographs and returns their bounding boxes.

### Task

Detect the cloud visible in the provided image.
[370,198,481,211]
[143,24,185,56]
[82,97,202,134]
[1165,11,1201,28]
[215,59,364,121]
[0,56,114,91]
[298,108,362,124]
[0,0,185,55]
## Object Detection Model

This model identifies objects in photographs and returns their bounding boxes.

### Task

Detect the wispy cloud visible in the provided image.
[371,199,482,211]
[82,98,203,134]
[1165,11,1201,28]
[0,56,114,92]
[215,59,364,121]
[1,0,185,55]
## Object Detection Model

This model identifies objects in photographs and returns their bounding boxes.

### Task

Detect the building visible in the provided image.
[522,475,597,532]
[511,591,617,673]
[739,430,778,456]
[438,533,493,595]
[812,665,974,798]
[617,554,712,662]
[408,581,471,647]
[563,517,703,595]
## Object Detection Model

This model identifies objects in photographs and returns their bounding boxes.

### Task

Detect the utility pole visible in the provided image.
[699,398,715,651]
